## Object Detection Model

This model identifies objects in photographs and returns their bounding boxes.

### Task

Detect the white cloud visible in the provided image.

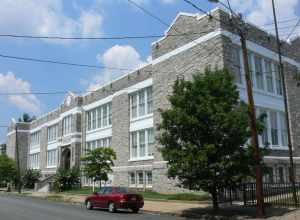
[230,0,300,40]
[0,0,103,44]
[0,72,41,114]
[87,45,146,91]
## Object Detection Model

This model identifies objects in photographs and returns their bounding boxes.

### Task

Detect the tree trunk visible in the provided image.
[212,188,219,212]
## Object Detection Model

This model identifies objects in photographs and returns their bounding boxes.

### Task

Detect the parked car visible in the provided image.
[85,186,144,213]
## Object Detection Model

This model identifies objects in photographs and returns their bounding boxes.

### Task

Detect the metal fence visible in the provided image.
[218,182,300,207]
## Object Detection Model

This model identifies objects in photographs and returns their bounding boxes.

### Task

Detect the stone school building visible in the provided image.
[6,8,300,193]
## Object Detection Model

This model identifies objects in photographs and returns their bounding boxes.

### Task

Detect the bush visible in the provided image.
[22,169,41,189]
[53,168,80,192]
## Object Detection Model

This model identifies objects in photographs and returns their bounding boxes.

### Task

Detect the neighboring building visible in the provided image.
[0,144,6,155]
[6,8,300,192]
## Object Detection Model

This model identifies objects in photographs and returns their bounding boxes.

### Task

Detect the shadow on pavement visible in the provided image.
[180,204,296,219]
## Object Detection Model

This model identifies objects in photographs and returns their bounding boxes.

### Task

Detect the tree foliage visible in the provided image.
[53,167,80,192]
[159,69,266,210]
[22,169,41,189]
[0,155,17,184]
[81,148,116,189]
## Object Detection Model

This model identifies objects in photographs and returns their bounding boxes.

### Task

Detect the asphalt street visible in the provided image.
[0,194,188,220]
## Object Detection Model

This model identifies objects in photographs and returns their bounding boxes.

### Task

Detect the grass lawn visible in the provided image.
[64,187,210,202]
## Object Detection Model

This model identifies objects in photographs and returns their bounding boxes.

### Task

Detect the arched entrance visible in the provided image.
[61,148,71,170]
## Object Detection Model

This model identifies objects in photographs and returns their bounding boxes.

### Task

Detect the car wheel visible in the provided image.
[108,202,116,213]
[132,208,140,213]
[86,200,93,210]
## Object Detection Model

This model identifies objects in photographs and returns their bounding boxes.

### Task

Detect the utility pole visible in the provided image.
[271,0,298,205]
[15,123,21,194]
[207,0,265,216]
[240,31,265,217]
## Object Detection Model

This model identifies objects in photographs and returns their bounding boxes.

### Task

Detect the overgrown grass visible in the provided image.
[64,187,210,202]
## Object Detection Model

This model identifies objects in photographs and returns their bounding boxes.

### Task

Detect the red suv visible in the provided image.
[85,187,144,213]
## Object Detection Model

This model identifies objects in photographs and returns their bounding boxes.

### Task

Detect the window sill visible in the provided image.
[46,165,57,169]
[86,126,112,134]
[237,84,283,99]
[130,114,153,123]
[47,140,58,145]
[129,156,154,162]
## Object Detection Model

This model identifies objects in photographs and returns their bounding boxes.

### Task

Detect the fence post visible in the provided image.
[243,183,246,206]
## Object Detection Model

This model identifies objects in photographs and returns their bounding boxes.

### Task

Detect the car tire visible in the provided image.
[86,200,93,210]
[108,202,116,213]
[132,208,140,213]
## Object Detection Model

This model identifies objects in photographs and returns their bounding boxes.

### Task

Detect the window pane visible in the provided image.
[97,107,102,129]
[130,173,135,185]
[232,48,242,83]
[138,172,144,185]
[270,111,279,146]
[108,103,112,125]
[274,65,283,95]
[131,94,137,118]
[146,171,152,185]
[148,128,154,156]
[147,87,153,114]
[139,90,145,116]
[103,105,108,127]
[265,60,274,93]
[139,130,146,157]
[280,113,288,146]
[131,132,138,158]
[254,56,264,90]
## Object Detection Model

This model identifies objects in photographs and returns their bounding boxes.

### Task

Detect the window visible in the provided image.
[270,111,279,146]
[232,48,242,84]
[47,149,58,167]
[29,153,40,169]
[129,172,136,185]
[47,124,58,142]
[30,131,40,147]
[86,102,112,131]
[274,65,283,95]
[86,137,112,151]
[130,86,153,119]
[254,55,264,90]
[138,172,144,185]
[62,115,72,135]
[146,171,152,186]
[257,107,269,146]
[265,59,274,93]
[130,128,154,160]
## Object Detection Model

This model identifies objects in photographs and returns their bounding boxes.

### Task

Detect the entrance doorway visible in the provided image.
[61,148,71,170]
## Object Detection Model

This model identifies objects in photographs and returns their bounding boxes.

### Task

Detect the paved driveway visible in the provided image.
[0,195,188,220]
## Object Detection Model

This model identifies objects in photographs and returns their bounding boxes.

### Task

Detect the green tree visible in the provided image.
[159,69,266,210]
[18,113,36,122]
[81,148,116,191]
[53,167,80,192]
[0,155,17,184]
[22,169,41,189]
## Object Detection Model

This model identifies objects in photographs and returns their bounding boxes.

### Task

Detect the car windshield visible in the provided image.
[114,187,128,193]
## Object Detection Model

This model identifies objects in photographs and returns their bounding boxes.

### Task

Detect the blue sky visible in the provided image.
[0,0,299,142]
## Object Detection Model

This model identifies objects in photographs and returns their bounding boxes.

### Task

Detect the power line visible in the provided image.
[285,19,300,40]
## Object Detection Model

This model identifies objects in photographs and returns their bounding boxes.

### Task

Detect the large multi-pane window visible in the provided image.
[62,115,72,136]
[30,131,40,147]
[86,102,112,131]
[232,47,242,84]
[29,153,40,169]
[130,86,153,119]
[86,137,112,151]
[238,49,283,96]
[256,107,288,148]
[47,149,58,167]
[130,128,154,159]
[47,124,58,142]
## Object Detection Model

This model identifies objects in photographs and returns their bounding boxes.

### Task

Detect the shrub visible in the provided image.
[53,168,80,192]
[22,169,41,189]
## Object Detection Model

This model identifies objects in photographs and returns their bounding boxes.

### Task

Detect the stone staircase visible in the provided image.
[35,175,55,192]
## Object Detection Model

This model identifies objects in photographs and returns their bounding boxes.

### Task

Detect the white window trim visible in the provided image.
[129,128,154,161]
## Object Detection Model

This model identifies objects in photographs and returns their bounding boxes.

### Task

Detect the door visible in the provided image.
[92,187,106,208]
[100,187,113,208]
